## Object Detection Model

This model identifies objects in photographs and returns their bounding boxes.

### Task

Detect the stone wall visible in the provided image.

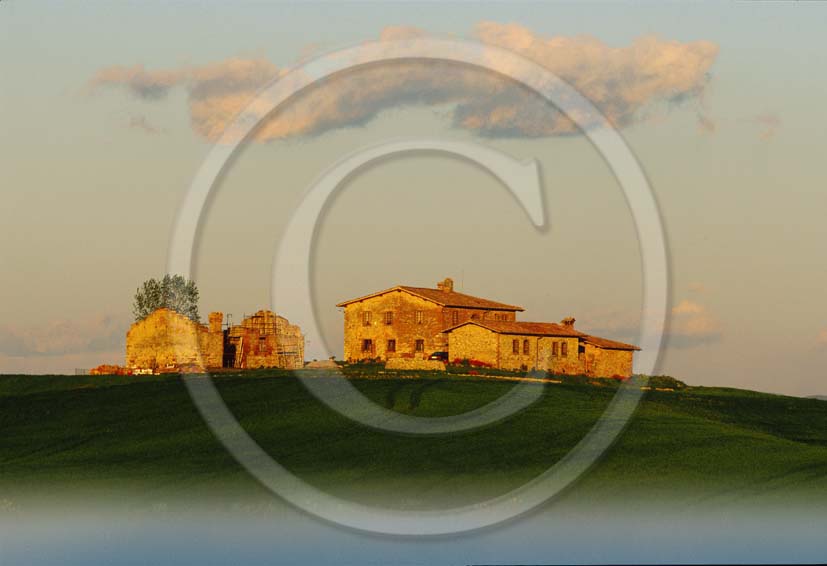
[447,324,500,366]
[495,334,583,373]
[385,358,446,371]
[125,308,223,371]
[584,343,634,378]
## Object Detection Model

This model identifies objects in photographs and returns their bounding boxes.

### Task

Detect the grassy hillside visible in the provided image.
[2,369,827,512]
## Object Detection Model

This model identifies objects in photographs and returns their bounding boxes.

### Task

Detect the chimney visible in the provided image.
[437,277,454,293]
[209,312,223,333]
[561,317,576,328]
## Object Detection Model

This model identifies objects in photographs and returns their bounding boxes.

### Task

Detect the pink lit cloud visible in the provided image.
[89,23,719,142]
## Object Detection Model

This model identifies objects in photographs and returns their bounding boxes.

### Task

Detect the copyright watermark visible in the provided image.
[168,36,668,536]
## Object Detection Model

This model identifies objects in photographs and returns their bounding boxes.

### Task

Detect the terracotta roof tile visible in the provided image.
[336,285,524,311]
[398,286,524,311]
[443,320,641,350]
[582,335,641,351]
[443,320,585,337]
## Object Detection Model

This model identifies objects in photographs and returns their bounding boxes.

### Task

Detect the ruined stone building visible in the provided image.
[223,310,304,370]
[337,278,640,378]
[126,308,223,371]
[125,308,304,373]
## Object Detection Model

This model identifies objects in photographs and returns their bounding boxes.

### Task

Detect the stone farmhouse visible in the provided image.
[337,278,640,378]
[125,308,304,373]
[337,277,523,362]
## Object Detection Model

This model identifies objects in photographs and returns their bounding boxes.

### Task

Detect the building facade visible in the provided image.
[336,278,523,362]
[445,318,639,378]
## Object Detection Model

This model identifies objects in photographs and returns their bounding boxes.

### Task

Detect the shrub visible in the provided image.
[646,375,688,389]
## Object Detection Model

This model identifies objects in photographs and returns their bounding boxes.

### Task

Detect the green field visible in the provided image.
[2,368,827,512]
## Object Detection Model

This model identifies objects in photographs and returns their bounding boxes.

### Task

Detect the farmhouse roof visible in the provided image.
[336,285,524,311]
[442,320,585,337]
[443,320,641,350]
[582,335,641,351]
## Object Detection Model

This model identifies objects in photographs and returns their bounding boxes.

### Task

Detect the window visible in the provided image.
[362,311,372,326]
[561,341,568,357]
[415,311,424,324]
[512,339,519,354]
[552,342,559,356]
[387,339,396,352]
[452,311,459,325]
[471,313,479,320]
[384,311,393,325]
[523,339,530,355]
[415,339,425,353]
[362,339,373,353]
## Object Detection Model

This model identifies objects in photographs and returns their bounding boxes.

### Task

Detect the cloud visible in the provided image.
[578,298,722,351]
[753,112,781,141]
[89,23,719,142]
[0,315,129,357]
[128,114,162,134]
[697,113,716,135]
[667,299,722,348]
[688,282,708,294]
[465,23,718,136]
[91,64,183,99]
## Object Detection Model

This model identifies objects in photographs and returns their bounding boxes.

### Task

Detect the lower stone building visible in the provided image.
[125,308,304,373]
[444,317,639,378]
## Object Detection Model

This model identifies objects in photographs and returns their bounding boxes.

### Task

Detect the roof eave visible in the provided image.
[335,286,406,308]
[337,286,524,311]
[442,320,584,338]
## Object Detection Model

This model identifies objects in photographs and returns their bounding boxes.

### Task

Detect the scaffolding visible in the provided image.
[222,310,304,370]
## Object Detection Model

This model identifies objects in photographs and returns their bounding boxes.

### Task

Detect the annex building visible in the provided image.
[337,277,640,378]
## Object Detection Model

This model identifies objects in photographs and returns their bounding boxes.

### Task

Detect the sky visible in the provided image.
[1,1,826,396]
